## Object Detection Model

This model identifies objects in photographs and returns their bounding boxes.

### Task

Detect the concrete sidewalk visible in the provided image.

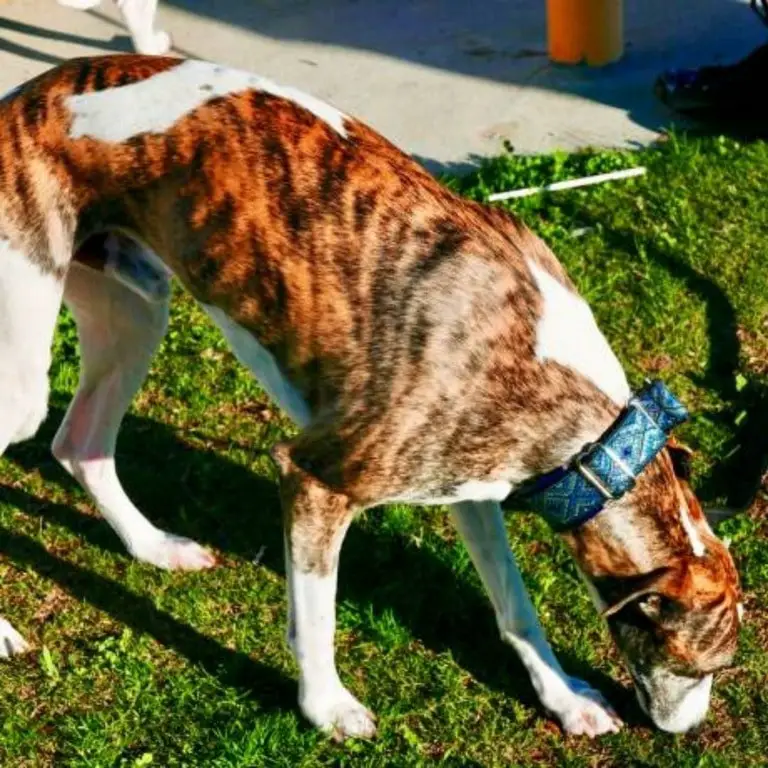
[0,0,765,169]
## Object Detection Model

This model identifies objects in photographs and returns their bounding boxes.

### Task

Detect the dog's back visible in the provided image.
[1,55,624,502]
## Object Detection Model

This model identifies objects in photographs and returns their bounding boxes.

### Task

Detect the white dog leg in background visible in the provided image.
[450,501,623,737]
[0,619,30,657]
[57,0,172,55]
[116,0,171,55]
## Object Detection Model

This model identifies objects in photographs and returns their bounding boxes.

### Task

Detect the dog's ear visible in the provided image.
[667,437,694,481]
[601,566,679,619]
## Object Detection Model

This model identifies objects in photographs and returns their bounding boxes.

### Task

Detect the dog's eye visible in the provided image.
[637,594,663,619]
[641,594,661,611]
[637,594,685,631]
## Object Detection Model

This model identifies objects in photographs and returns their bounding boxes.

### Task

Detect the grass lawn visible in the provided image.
[1,134,767,767]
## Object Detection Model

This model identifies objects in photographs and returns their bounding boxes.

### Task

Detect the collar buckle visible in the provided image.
[516,380,688,531]
[572,444,616,500]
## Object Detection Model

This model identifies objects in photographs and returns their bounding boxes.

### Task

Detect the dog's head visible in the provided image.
[601,540,740,733]
[565,443,742,733]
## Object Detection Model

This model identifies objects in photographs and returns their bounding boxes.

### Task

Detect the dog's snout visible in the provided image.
[634,672,712,733]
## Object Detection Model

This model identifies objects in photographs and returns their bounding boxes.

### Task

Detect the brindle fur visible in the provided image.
[1,57,620,501]
[565,452,740,678]
[0,55,741,732]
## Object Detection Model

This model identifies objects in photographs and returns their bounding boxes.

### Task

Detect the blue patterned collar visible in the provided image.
[515,380,688,531]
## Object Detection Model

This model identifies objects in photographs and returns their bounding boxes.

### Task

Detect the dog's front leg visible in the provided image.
[451,501,622,737]
[273,443,376,741]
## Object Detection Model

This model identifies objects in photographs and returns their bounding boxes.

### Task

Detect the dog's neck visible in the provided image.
[503,385,706,584]
[559,451,703,581]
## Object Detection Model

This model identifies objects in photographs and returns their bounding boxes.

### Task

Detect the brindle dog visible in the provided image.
[0,56,741,740]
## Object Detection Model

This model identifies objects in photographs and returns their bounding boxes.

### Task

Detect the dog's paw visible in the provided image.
[131,532,217,571]
[134,30,172,56]
[554,678,622,737]
[301,687,377,741]
[0,619,30,658]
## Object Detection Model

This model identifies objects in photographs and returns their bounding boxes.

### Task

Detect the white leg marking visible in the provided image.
[0,240,64,451]
[451,501,622,737]
[66,60,348,142]
[202,305,311,428]
[528,259,630,406]
[0,618,30,658]
[53,257,215,570]
[285,540,376,740]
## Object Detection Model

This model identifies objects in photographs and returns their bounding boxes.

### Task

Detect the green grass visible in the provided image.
[1,134,768,766]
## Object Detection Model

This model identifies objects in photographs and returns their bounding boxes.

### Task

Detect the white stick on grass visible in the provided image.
[487,166,647,202]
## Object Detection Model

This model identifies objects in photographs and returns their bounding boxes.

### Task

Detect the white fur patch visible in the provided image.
[636,670,712,733]
[290,569,338,683]
[400,479,513,506]
[202,305,311,427]
[66,60,347,142]
[0,618,30,657]
[0,240,62,363]
[528,259,630,406]
[287,547,376,738]
[451,479,513,502]
[679,504,706,557]
[57,0,101,8]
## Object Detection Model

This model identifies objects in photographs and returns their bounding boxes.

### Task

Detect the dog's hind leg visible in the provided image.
[450,501,623,737]
[0,241,68,655]
[52,241,215,570]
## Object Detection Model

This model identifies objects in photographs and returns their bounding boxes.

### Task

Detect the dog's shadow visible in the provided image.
[2,403,642,728]
[554,199,768,508]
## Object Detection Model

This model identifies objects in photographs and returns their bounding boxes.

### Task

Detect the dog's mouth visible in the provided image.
[629,668,651,715]
[627,665,651,717]
[627,662,713,733]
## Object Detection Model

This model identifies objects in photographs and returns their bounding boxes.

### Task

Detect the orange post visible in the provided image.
[546,0,624,66]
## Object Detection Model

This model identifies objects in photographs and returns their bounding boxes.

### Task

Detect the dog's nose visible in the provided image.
[645,675,713,733]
